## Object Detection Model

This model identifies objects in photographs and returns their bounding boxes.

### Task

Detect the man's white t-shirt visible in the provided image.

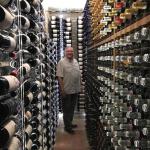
[56,57,81,94]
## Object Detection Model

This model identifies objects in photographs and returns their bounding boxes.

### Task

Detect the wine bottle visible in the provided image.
[29,19,39,31]
[29,6,38,18]
[27,58,41,67]
[27,32,40,44]
[25,124,32,141]
[30,80,41,92]
[24,91,33,107]
[25,139,32,150]
[0,98,18,123]
[27,0,40,7]
[0,120,16,147]
[0,91,17,101]
[7,135,21,150]
[0,0,14,7]
[134,140,150,148]
[9,50,31,60]
[0,34,16,52]
[0,5,14,29]
[0,75,20,95]
[25,110,32,126]
[16,34,31,48]
[20,0,31,13]
[27,45,40,55]
[16,15,30,30]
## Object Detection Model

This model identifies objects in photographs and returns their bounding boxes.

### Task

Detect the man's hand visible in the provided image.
[61,89,66,98]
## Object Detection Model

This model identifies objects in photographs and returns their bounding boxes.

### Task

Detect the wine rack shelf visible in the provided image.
[83,0,150,150]
[90,14,150,49]
[0,0,59,150]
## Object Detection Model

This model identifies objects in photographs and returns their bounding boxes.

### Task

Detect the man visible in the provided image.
[56,47,81,134]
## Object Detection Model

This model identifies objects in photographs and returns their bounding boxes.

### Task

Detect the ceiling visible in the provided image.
[42,0,87,10]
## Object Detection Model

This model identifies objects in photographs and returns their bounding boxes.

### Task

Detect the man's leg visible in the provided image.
[70,93,78,125]
[62,95,72,129]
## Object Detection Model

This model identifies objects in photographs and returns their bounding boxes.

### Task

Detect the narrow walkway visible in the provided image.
[54,112,89,150]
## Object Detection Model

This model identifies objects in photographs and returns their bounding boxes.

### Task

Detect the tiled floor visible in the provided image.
[54,112,89,150]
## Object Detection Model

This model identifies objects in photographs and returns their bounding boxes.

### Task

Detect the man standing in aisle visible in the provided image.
[56,47,81,134]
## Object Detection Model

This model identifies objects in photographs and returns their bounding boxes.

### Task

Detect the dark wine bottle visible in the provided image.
[27,32,40,44]
[20,0,31,13]
[0,120,16,147]
[16,15,30,30]
[0,5,14,29]
[27,58,41,67]
[16,34,31,48]
[27,45,40,55]
[0,98,18,123]
[29,19,39,31]
[0,75,20,95]
[0,33,16,52]
[29,6,38,18]
[24,91,33,107]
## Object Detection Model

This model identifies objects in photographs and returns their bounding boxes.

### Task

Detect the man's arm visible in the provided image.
[57,76,66,97]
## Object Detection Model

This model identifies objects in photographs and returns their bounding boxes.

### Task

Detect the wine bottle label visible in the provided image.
[0,5,14,29]
[8,136,20,150]
[3,75,20,91]
[5,120,16,137]
[132,2,147,10]
[26,139,32,150]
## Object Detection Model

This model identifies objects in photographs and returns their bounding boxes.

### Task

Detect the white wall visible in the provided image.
[42,0,86,10]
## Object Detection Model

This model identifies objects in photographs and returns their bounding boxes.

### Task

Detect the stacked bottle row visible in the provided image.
[63,18,72,48]
[84,0,149,45]
[83,0,150,149]
[77,16,85,110]
[0,0,59,149]
[83,0,92,47]
[97,26,150,150]
[50,16,60,43]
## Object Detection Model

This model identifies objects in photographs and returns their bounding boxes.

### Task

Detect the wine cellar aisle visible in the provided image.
[0,0,150,150]
[54,112,89,150]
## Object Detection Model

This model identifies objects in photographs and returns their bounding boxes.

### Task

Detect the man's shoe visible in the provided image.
[71,124,78,128]
[64,127,75,134]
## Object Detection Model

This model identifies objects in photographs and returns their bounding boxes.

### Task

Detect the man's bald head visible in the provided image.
[65,47,74,60]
